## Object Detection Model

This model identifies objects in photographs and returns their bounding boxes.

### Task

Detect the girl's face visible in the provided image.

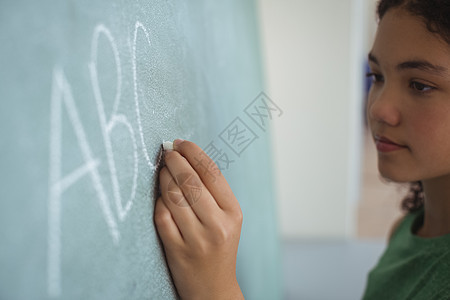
[368,8,450,183]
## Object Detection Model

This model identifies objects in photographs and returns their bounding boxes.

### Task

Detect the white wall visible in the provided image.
[258,0,367,239]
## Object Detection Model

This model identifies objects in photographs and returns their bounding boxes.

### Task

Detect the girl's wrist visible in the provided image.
[193,281,243,300]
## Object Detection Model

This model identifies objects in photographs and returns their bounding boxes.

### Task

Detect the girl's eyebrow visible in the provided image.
[397,60,447,76]
[368,52,448,76]
[368,52,379,65]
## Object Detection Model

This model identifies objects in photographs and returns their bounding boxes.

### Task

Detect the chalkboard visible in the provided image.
[0,0,282,299]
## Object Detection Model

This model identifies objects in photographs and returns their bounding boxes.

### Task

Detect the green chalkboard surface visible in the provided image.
[0,0,281,299]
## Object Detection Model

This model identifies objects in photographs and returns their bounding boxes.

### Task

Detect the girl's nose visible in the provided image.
[367,86,401,127]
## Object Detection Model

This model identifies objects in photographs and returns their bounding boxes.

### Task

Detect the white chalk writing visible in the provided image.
[48,22,158,298]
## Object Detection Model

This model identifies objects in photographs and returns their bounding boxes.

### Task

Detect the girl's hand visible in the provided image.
[154,139,244,300]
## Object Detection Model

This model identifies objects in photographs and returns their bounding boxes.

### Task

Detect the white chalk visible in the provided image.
[163,141,173,151]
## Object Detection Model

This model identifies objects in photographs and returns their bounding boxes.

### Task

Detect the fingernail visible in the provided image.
[173,139,184,148]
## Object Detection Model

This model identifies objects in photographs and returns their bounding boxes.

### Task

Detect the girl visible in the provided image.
[362,0,450,298]
[154,0,450,298]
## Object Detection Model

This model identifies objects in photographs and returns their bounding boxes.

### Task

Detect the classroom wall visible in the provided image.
[258,0,367,239]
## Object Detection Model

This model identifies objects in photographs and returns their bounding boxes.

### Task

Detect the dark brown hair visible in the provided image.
[376,0,450,212]
[377,0,450,44]
[401,181,424,213]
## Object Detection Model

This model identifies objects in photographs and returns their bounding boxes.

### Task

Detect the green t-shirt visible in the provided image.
[362,208,450,300]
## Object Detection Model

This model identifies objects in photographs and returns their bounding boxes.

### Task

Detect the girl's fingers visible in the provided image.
[159,166,200,240]
[163,150,221,224]
[173,140,239,212]
[154,196,184,248]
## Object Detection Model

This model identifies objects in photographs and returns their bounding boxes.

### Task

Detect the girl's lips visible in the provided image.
[374,136,407,153]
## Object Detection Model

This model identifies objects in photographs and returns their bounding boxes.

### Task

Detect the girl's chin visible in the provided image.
[378,169,418,183]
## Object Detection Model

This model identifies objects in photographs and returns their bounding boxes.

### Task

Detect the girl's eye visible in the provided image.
[366,72,384,83]
[409,81,435,93]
